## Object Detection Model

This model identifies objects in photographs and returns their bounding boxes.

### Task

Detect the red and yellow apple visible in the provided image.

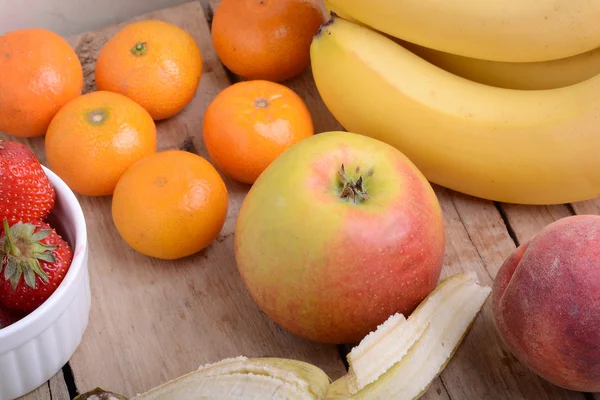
[234,131,446,344]
[492,215,600,392]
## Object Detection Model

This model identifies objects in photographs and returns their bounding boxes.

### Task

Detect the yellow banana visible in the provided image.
[310,15,600,205]
[323,0,357,23]
[325,0,600,63]
[400,41,600,90]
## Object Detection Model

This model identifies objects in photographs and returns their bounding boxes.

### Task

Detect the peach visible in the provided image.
[492,215,600,392]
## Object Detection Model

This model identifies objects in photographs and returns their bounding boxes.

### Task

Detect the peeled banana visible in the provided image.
[399,41,600,90]
[345,272,474,393]
[346,313,421,393]
[328,272,491,399]
[325,0,600,63]
[310,15,600,205]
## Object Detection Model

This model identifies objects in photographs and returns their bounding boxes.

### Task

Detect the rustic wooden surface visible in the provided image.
[4,1,598,399]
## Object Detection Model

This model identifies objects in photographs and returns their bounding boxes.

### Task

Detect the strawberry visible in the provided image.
[0,219,73,313]
[0,140,56,225]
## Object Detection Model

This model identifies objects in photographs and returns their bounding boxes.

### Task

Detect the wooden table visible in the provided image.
[2,2,598,399]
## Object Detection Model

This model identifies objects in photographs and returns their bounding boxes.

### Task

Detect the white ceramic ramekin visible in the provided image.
[0,165,91,400]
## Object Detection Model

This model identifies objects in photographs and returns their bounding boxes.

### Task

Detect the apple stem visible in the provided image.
[338,164,370,204]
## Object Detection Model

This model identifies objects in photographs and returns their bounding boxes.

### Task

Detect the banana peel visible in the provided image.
[74,388,128,400]
[132,356,330,400]
[328,272,491,399]
[75,357,330,400]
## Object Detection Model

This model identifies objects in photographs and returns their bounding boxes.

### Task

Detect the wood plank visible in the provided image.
[1,1,346,397]
[429,189,583,400]
[501,204,572,245]
[48,371,71,400]
[17,383,51,400]
[18,371,69,400]
[572,198,600,216]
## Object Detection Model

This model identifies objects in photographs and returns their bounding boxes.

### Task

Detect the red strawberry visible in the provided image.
[0,140,56,225]
[0,306,20,329]
[0,218,73,313]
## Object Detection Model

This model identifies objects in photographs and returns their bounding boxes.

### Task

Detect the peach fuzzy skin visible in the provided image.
[492,215,600,392]
[234,131,446,344]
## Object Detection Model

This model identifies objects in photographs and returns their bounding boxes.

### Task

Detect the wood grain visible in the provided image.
[572,198,600,216]
[500,204,573,245]
[48,371,71,400]
[18,371,69,400]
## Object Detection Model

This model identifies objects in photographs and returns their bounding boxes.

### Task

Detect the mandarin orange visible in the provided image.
[202,80,314,184]
[95,20,203,121]
[45,91,157,197]
[211,0,326,82]
[111,150,229,260]
[0,29,83,137]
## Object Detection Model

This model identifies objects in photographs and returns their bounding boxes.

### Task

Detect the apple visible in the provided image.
[492,215,600,392]
[234,131,446,344]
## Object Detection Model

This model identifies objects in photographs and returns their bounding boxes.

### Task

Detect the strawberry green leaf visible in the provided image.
[2,219,18,256]
[29,260,49,284]
[35,252,57,263]
[10,266,23,291]
[15,223,36,240]
[31,229,52,242]
[4,258,17,280]
[24,267,36,289]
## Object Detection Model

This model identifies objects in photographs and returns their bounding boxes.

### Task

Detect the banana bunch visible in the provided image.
[310,14,600,205]
[323,0,600,91]
[399,41,600,91]
[73,272,490,400]
[325,0,600,63]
